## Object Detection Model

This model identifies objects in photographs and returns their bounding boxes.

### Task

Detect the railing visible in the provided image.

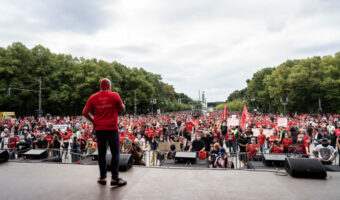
[5,148,340,170]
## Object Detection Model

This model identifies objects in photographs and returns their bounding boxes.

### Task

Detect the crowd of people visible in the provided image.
[1,111,339,168]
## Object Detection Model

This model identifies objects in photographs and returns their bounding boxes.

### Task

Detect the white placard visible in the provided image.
[53,124,70,132]
[277,117,288,127]
[227,118,239,126]
[252,128,273,137]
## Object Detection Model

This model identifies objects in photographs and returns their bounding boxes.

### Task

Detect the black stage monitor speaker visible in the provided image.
[263,154,286,167]
[24,149,48,160]
[0,150,9,163]
[285,158,327,179]
[106,154,133,172]
[175,152,197,164]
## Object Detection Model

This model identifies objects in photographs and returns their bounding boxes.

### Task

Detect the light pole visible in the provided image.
[150,98,156,116]
[280,97,289,114]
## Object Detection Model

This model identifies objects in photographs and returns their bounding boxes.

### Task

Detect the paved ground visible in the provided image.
[0,162,339,200]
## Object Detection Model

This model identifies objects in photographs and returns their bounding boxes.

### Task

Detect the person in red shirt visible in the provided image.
[82,78,127,187]
[247,138,259,160]
[270,139,283,154]
[282,134,292,153]
[335,128,340,137]
[269,132,279,147]
[185,121,194,132]
[302,131,311,154]
[257,130,266,153]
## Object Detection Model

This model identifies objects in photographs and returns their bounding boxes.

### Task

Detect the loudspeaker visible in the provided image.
[263,154,286,167]
[175,152,197,163]
[24,149,48,160]
[285,158,327,179]
[107,154,133,172]
[0,150,9,163]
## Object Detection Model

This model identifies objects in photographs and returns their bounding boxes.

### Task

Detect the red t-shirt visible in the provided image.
[247,144,259,159]
[272,145,283,154]
[45,135,53,145]
[282,138,292,148]
[9,137,17,149]
[257,134,266,146]
[85,90,123,131]
[269,135,279,146]
[185,122,194,132]
[335,129,340,137]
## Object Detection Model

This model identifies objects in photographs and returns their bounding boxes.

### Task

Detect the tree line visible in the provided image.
[224,52,340,113]
[0,42,193,116]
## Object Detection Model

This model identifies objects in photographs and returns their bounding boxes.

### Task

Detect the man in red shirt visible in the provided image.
[282,134,292,153]
[257,130,266,153]
[83,78,127,187]
[270,139,283,154]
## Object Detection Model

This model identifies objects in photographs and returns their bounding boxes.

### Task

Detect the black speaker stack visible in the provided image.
[0,150,9,163]
[284,158,327,179]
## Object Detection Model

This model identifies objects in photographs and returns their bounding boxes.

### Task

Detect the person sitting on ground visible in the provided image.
[127,140,144,165]
[122,134,132,153]
[312,138,338,165]
[86,138,97,155]
[247,137,259,161]
[270,139,283,154]
[208,143,220,167]
[167,144,176,159]
[189,135,205,152]
[214,147,232,168]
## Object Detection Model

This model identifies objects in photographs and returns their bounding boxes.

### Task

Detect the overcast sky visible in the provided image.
[1,0,339,101]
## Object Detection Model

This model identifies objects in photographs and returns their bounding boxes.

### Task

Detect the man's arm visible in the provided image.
[82,105,94,123]
[331,152,338,162]
[118,104,126,112]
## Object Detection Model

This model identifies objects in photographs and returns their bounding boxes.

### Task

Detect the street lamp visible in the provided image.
[150,98,156,116]
[280,97,289,114]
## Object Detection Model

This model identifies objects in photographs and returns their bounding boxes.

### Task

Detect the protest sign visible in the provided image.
[227,118,239,126]
[277,117,288,127]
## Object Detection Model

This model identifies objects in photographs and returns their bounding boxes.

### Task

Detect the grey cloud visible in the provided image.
[5,0,112,34]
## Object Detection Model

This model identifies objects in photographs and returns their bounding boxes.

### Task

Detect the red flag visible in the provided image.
[223,103,227,121]
[241,104,250,131]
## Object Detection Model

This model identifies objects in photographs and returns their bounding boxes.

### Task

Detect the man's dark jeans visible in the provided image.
[96,130,120,180]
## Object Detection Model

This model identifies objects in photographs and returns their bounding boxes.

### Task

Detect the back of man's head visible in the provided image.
[100,78,111,91]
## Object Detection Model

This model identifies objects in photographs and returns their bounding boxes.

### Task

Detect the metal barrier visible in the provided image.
[5,147,340,170]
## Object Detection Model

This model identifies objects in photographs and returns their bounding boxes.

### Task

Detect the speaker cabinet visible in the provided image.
[0,150,9,163]
[285,158,327,179]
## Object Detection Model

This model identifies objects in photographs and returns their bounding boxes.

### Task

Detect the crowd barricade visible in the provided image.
[5,147,340,169]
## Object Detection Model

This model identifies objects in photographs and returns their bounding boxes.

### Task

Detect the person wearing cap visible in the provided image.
[313,138,338,165]
[82,78,127,186]
[270,138,283,154]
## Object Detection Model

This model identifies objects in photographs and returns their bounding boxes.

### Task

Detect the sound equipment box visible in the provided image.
[175,152,197,164]
[262,154,286,167]
[0,150,9,163]
[285,158,327,179]
[23,149,48,160]
[107,153,133,172]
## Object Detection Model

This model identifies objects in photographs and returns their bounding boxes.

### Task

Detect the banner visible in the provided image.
[252,128,273,137]
[53,124,70,132]
[240,104,250,131]
[277,117,288,127]
[227,118,239,127]
[222,103,227,121]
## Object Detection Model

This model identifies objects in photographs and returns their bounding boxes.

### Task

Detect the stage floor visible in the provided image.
[0,162,339,200]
